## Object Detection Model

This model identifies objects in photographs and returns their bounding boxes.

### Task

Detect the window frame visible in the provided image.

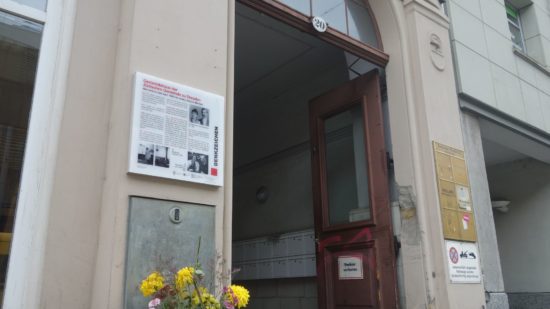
[0,0,46,22]
[505,2,526,51]
[0,0,78,307]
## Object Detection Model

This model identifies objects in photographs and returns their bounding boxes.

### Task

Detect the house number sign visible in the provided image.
[311,16,327,33]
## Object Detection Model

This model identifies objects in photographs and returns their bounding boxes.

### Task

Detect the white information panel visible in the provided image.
[129,72,225,186]
[446,240,481,283]
[338,255,364,280]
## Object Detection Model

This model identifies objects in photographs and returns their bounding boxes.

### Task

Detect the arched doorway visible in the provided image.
[231,1,398,307]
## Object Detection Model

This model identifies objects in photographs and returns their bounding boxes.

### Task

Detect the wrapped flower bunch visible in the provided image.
[139,264,249,309]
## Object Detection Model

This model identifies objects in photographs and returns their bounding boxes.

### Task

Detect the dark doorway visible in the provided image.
[232,3,396,308]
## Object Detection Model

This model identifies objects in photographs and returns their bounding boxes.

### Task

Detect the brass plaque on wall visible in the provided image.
[433,142,477,242]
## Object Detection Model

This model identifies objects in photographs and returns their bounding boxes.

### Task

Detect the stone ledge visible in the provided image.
[513,47,550,78]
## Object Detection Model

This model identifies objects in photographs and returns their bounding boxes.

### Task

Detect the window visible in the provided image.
[506,2,525,51]
[13,0,47,11]
[276,0,381,48]
[0,9,43,302]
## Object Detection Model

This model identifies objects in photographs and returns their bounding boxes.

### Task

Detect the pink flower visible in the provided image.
[223,286,238,309]
[148,298,161,309]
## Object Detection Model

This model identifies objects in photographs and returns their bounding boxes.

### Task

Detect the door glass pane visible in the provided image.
[0,10,42,301]
[324,104,370,226]
[312,0,347,34]
[275,0,381,48]
[13,0,47,11]
[346,0,379,48]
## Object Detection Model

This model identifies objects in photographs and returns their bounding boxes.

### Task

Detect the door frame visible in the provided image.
[233,1,398,306]
[309,71,397,308]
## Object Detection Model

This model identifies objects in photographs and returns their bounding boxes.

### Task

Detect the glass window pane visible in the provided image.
[346,0,379,48]
[277,0,310,15]
[324,105,370,226]
[312,0,347,34]
[507,13,519,25]
[13,0,47,11]
[508,23,524,49]
[0,10,42,302]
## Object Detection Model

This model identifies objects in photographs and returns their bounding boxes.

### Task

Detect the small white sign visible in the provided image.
[456,185,472,211]
[129,72,225,186]
[446,240,481,283]
[311,16,328,33]
[338,255,364,280]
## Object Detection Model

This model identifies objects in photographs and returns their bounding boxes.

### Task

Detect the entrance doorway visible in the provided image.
[232,3,397,308]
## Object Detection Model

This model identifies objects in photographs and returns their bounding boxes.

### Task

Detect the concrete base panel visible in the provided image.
[508,293,550,309]
[486,292,509,309]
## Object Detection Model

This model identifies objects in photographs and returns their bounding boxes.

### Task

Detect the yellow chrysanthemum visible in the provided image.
[175,266,195,290]
[139,271,165,297]
[192,287,221,309]
[226,285,250,308]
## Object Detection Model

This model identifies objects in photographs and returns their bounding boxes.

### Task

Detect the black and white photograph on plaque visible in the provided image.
[187,152,209,174]
[137,143,154,165]
[154,146,170,168]
[200,107,209,126]
[189,104,209,127]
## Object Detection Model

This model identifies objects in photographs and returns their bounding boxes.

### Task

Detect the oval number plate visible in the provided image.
[311,16,328,33]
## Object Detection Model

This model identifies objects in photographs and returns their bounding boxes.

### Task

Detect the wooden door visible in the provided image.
[309,70,397,308]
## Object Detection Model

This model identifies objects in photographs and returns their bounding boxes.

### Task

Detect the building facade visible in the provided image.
[447,0,550,308]
[1,0,546,308]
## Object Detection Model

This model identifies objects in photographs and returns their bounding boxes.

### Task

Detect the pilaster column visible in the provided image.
[396,1,487,307]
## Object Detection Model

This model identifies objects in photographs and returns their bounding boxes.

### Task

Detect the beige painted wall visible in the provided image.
[91,1,233,308]
[31,0,487,308]
[39,0,233,307]
[377,0,486,307]
[40,0,120,306]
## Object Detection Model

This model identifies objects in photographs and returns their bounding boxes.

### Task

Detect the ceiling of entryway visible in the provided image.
[480,118,550,166]
[233,3,379,168]
[234,3,348,167]
[482,139,528,166]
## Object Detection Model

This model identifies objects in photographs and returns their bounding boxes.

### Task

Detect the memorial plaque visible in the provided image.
[124,197,216,308]
[433,142,477,242]
[128,72,225,186]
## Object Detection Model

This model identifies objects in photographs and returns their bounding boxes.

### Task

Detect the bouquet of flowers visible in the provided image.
[139,240,250,309]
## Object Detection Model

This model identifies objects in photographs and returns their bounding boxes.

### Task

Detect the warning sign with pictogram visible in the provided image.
[449,247,459,264]
[446,240,481,283]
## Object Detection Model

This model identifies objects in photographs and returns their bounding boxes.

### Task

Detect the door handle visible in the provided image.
[393,235,401,258]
